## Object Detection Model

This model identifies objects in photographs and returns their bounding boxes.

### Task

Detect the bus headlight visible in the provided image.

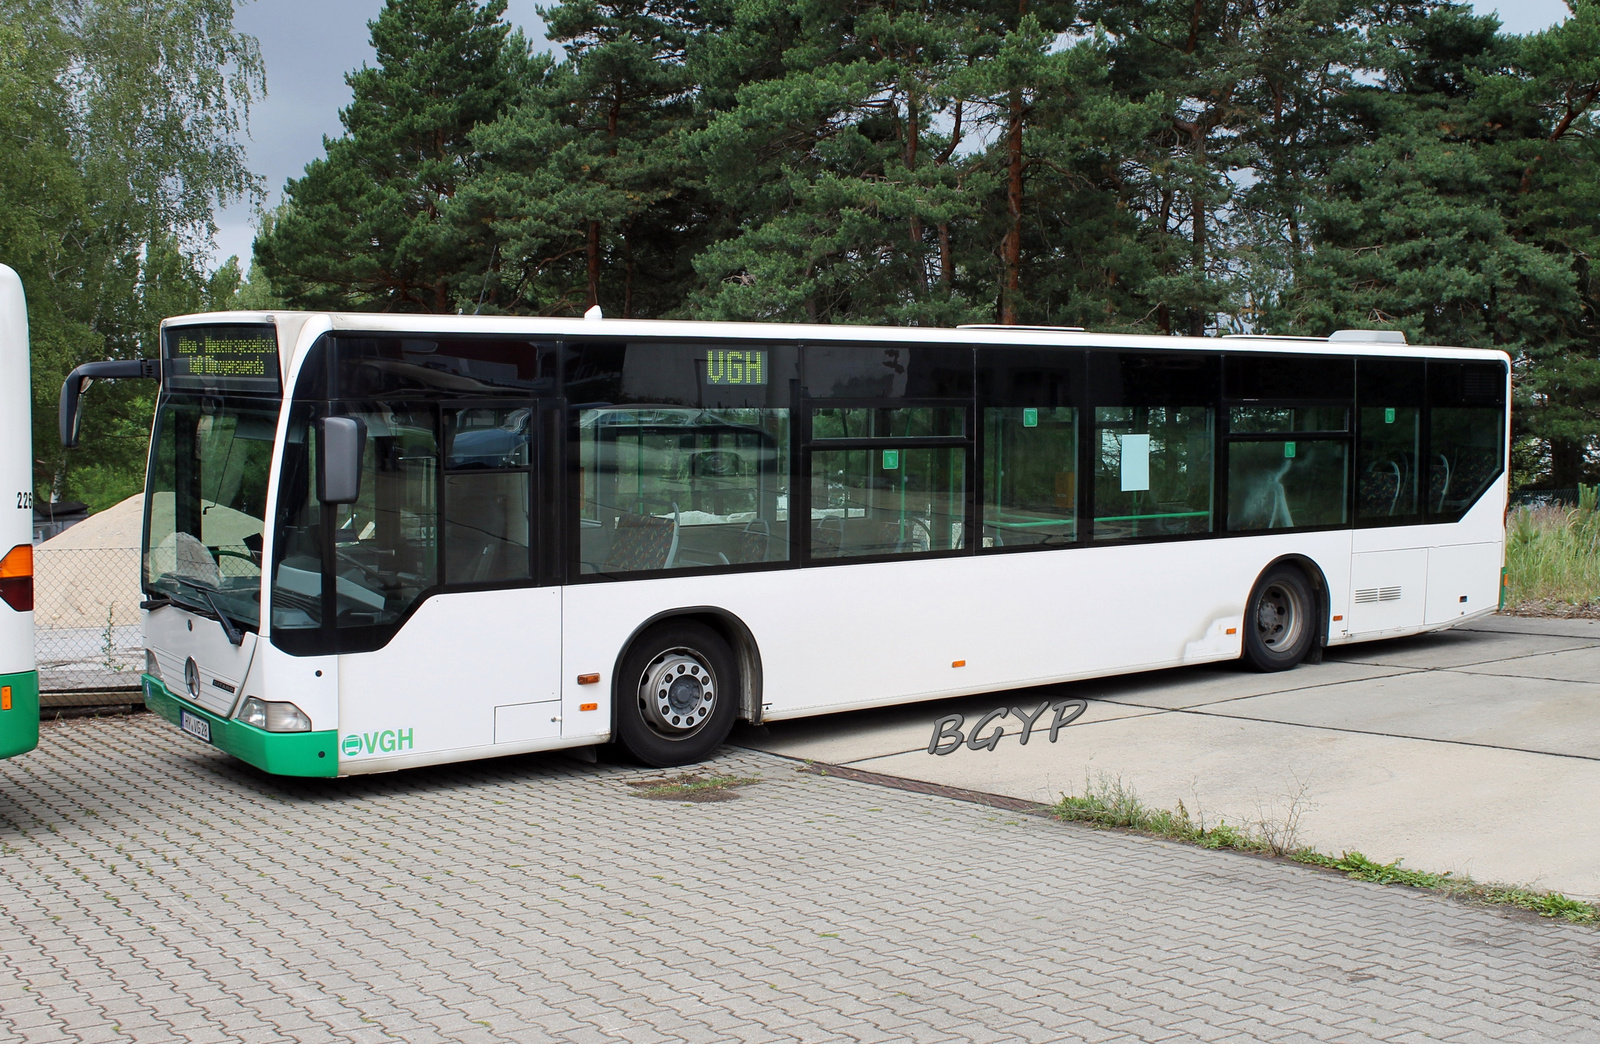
[145,650,159,676]
[236,697,312,732]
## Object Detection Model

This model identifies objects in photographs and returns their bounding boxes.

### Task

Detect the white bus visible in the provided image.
[60,313,1509,776]
[1,265,39,760]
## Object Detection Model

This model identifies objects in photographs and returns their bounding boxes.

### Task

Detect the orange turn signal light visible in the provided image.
[951,660,966,668]
[1,685,11,711]
[577,673,600,685]
[1332,614,1344,622]
[0,544,33,612]
[579,702,598,712]
[1225,627,1237,635]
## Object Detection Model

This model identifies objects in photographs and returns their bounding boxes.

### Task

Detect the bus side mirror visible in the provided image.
[317,416,366,504]
[59,359,160,448]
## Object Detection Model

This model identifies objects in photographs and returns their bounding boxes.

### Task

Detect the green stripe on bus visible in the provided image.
[142,674,338,777]
[0,670,40,759]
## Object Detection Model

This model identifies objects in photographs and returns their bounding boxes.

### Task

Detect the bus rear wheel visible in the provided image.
[616,621,738,767]
[1242,565,1316,672]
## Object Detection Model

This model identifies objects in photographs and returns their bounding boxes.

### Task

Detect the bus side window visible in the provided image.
[976,348,1081,552]
[1356,359,1425,523]
[569,340,798,578]
[1087,351,1218,543]
[1427,360,1506,521]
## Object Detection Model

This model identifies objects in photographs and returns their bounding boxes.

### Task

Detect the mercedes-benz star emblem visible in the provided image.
[184,657,201,700]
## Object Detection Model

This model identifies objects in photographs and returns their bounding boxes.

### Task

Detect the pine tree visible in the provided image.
[461,0,706,316]
[255,0,528,312]
[686,0,990,324]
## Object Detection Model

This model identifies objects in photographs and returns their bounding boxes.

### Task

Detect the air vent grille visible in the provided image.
[1354,586,1403,604]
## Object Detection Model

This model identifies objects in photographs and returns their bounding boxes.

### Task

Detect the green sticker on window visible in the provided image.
[1022,408,1038,428]
[1284,441,1297,458]
[882,449,900,470]
[1385,407,1396,424]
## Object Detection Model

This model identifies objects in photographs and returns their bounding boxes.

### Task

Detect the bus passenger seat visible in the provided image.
[1360,461,1402,516]
[603,507,679,572]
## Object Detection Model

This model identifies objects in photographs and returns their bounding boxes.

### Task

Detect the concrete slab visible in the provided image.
[1070,658,1418,710]
[848,712,1600,899]
[1211,670,1600,758]
[1458,615,1600,641]
[1325,626,1598,669]
[737,615,1600,901]
[738,689,1156,766]
[1453,644,1600,684]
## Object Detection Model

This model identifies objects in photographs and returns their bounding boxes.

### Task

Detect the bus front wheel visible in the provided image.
[616,621,739,767]
[1242,565,1316,672]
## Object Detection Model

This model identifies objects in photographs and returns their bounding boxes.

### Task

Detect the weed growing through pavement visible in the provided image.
[628,773,761,802]
[1053,772,1599,926]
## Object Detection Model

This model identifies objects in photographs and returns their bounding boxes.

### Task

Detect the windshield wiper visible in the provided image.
[168,577,245,646]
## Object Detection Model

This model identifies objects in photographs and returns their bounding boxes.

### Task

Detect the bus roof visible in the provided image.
[160,310,1511,364]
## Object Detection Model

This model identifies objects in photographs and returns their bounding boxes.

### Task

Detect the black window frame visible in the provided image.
[1219,353,1355,536]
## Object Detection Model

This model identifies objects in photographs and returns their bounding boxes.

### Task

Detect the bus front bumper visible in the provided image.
[0,670,39,759]
[142,673,338,777]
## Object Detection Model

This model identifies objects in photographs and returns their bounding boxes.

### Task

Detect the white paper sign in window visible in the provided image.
[1120,434,1151,492]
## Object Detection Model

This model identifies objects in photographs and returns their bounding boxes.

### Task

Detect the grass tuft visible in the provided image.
[1052,773,1598,925]
[627,773,760,802]
[1505,497,1600,613]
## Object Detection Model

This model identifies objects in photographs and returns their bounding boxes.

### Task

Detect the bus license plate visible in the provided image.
[179,710,212,744]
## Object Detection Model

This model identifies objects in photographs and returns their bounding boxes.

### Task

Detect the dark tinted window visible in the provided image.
[1356,359,1426,522]
[1428,360,1506,520]
[1225,354,1353,401]
[333,335,556,399]
[1358,358,1425,406]
[803,344,972,399]
[1088,351,1219,406]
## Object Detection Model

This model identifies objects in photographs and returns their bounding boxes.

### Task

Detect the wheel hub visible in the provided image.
[639,649,716,736]
[1257,583,1303,649]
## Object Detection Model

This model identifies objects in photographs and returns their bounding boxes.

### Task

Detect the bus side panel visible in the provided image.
[0,265,37,758]
[335,587,563,771]
[1344,473,1507,640]
[561,530,1353,723]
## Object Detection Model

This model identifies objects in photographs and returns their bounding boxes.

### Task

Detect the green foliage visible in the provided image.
[1,0,263,507]
[1053,776,1600,925]
[1504,502,1600,609]
[255,0,531,312]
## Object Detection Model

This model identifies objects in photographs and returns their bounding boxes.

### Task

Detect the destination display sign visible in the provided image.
[704,349,768,386]
[163,325,280,393]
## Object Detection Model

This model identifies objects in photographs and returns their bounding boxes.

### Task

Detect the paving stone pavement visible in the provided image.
[1,715,1597,1044]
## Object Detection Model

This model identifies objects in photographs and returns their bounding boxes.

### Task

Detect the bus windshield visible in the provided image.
[145,395,278,631]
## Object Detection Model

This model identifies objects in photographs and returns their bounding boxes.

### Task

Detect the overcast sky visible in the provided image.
[208,0,1575,271]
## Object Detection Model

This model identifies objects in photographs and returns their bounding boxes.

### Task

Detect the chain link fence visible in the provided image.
[33,547,145,707]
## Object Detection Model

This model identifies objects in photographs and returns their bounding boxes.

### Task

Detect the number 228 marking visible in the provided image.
[16,492,32,510]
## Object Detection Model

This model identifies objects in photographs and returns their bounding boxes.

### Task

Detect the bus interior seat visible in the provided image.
[602,505,679,572]
[1360,460,1402,516]
[736,519,770,563]
[1429,454,1451,513]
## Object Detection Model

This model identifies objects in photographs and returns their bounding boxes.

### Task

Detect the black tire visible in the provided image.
[1241,564,1317,672]
[615,621,739,767]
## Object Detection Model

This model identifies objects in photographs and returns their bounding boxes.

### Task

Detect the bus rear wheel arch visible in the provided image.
[1241,560,1322,672]
[614,620,740,767]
